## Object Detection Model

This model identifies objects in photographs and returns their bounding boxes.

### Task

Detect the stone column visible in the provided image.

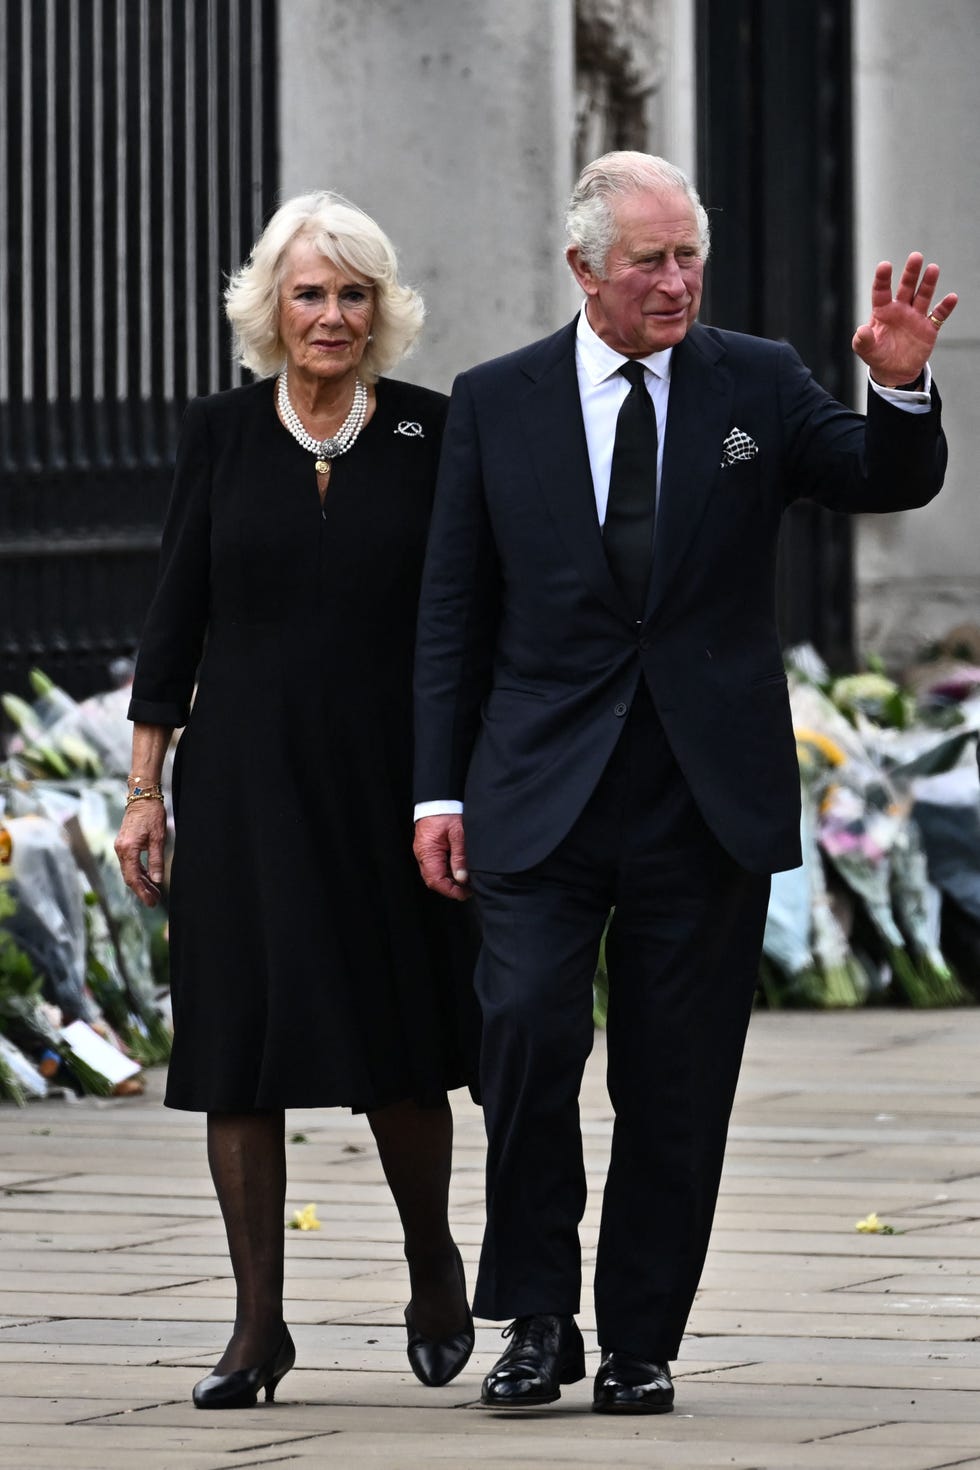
[278,0,577,391]
[853,0,980,664]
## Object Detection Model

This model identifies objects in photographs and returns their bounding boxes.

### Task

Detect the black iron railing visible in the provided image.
[696,0,855,670]
[0,0,278,699]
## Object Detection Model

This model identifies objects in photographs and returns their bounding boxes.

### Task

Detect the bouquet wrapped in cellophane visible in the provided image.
[760,646,980,1008]
[1,670,173,1101]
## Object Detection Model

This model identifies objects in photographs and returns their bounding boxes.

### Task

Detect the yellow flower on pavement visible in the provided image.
[288,1203,321,1231]
[855,1212,895,1234]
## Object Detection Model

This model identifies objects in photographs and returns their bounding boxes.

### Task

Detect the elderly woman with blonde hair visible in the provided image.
[115,192,479,1407]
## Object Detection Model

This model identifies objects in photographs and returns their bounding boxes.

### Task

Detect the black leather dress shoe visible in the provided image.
[592,1351,674,1414]
[192,1328,295,1409]
[481,1313,585,1407]
[404,1247,475,1387]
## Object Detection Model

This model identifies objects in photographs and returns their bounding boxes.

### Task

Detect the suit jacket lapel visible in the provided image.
[518,322,629,621]
[646,324,733,621]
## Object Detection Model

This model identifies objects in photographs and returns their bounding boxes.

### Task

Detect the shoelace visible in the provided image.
[500,1315,555,1352]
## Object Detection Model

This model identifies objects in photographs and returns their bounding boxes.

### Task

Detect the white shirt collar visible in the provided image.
[575,302,674,386]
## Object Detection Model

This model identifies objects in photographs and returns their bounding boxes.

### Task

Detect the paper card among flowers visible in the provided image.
[59,1019,142,1085]
[720,426,759,468]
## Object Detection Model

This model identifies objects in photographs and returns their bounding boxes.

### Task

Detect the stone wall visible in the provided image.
[277,0,687,392]
[853,0,980,666]
[278,0,578,392]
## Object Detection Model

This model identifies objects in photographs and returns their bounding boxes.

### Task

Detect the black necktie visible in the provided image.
[604,360,658,620]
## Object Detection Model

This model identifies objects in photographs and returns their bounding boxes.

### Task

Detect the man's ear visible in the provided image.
[566,245,600,298]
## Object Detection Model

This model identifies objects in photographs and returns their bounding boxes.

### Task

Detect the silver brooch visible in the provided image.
[395,420,424,438]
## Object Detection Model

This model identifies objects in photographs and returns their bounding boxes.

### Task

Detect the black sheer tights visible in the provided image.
[367,1098,469,1339]
[207,1111,287,1375]
[206,1099,466,1374]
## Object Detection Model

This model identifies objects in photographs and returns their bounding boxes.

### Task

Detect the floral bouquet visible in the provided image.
[780,656,969,1007]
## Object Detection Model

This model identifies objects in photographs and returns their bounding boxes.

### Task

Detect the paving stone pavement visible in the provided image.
[2,1009,980,1470]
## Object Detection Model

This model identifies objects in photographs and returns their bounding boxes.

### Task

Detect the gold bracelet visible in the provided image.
[126,789,165,807]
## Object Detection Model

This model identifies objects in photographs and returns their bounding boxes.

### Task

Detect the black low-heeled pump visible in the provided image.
[192,1327,296,1409]
[404,1247,475,1388]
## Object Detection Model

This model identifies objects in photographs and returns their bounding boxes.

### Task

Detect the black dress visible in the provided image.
[129,377,480,1112]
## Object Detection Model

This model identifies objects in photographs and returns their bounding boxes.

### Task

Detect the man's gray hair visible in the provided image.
[565,151,711,277]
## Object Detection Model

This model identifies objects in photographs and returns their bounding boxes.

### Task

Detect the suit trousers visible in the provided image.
[470,684,771,1359]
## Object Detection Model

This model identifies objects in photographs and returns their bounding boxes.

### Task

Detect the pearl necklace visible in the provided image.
[277,370,367,473]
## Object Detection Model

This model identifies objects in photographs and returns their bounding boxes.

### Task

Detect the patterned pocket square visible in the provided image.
[720,426,759,468]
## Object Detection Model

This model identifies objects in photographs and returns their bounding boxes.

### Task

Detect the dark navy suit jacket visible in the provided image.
[414,319,946,875]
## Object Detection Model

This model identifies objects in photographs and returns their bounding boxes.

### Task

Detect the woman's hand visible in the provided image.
[116,723,172,906]
[115,798,168,908]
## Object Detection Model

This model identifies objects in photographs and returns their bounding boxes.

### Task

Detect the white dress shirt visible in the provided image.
[413,308,933,822]
[574,305,672,522]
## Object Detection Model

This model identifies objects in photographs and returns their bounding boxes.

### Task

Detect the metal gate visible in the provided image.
[0,0,278,699]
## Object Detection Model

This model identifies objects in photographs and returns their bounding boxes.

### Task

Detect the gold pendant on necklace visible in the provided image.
[315,459,329,474]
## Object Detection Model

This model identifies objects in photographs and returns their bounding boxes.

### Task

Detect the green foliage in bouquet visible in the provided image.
[0,892,38,1104]
[1,670,103,780]
[592,912,612,1028]
[0,889,37,994]
[889,832,969,1006]
[149,921,171,991]
[0,890,112,1096]
[0,1048,25,1106]
[82,898,172,1068]
[831,671,915,731]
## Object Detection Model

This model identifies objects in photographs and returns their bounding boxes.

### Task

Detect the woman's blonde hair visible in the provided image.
[225,191,425,382]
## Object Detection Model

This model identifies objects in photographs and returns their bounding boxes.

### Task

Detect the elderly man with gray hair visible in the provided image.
[414,150,956,1414]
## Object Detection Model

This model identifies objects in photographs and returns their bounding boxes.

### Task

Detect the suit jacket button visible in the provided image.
[613,701,629,717]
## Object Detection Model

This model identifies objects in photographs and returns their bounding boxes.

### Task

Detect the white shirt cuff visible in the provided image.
[868,363,932,413]
[414,800,464,821]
